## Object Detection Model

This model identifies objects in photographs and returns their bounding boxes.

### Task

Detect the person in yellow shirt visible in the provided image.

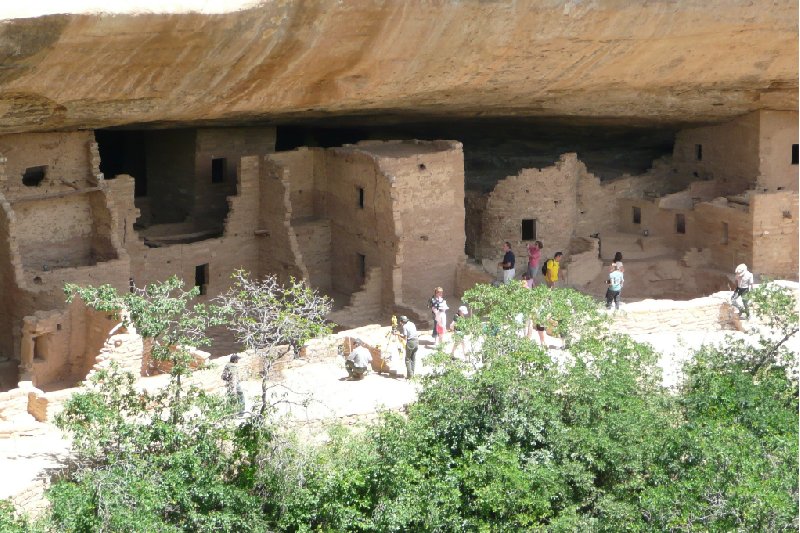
[544,251,562,288]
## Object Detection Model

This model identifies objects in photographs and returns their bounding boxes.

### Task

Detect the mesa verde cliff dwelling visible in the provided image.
[0,0,796,434]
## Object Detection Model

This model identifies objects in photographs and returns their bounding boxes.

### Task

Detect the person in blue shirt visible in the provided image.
[606,262,624,311]
[498,241,516,283]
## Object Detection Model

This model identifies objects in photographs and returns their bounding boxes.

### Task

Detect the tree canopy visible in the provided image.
[3,279,796,532]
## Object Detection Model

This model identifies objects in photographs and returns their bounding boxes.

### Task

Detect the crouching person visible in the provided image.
[345,339,372,380]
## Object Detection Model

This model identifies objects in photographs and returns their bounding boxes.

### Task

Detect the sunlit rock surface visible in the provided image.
[0,0,796,133]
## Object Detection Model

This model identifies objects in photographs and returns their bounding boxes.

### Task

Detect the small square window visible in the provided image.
[721,222,728,244]
[22,165,47,187]
[357,187,365,208]
[195,263,209,295]
[211,158,226,183]
[357,253,366,280]
[792,144,798,165]
[521,219,536,241]
[676,213,686,234]
[695,144,703,161]
[632,206,641,224]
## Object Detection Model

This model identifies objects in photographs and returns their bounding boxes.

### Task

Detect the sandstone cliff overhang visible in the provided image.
[0,0,796,133]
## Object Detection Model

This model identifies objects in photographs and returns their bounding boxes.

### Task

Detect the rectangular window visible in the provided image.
[721,222,728,244]
[676,213,686,234]
[521,219,536,240]
[195,263,209,295]
[211,158,226,183]
[357,253,366,280]
[22,165,47,187]
[632,206,641,224]
[357,187,365,208]
[695,144,703,161]
[792,144,798,165]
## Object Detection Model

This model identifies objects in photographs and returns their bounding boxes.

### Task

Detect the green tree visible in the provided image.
[213,270,332,415]
[261,282,797,531]
[50,364,269,532]
[41,280,797,531]
[640,281,799,531]
[65,276,224,388]
[0,500,31,533]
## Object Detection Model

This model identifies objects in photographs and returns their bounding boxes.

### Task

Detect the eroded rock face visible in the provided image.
[0,0,796,133]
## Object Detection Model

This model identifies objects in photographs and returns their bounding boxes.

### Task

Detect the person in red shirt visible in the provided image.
[526,240,543,284]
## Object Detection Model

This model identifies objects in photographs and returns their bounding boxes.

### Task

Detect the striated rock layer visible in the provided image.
[0,0,797,133]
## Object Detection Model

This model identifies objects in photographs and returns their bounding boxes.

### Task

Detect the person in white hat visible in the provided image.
[732,264,754,318]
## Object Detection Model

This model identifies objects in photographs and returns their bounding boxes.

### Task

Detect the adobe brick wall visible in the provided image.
[673,112,760,194]
[324,147,393,299]
[477,154,581,266]
[0,132,94,191]
[258,156,308,284]
[750,191,799,278]
[758,111,799,191]
[473,154,685,270]
[368,140,466,312]
[0,199,18,363]
[193,127,276,226]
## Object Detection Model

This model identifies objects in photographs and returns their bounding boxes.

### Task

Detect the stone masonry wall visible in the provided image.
[750,191,799,278]
[0,198,21,367]
[264,149,329,288]
[258,157,308,284]
[672,112,760,195]
[323,148,394,299]
[103,155,262,302]
[14,194,99,269]
[369,140,466,312]
[758,110,799,191]
[576,157,689,238]
[0,132,95,193]
[193,127,276,226]
[293,218,332,291]
[478,154,579,266]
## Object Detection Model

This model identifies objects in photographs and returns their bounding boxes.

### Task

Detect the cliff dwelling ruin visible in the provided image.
[0,1,796,397]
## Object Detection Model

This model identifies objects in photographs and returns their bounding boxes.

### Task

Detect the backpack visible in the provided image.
[542,260,549,276]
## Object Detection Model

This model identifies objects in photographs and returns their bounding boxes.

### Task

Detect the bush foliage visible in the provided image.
[13,280,796,531]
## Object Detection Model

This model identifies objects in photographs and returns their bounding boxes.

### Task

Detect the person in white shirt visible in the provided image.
[398,316,419,379]
[732,263,754,319]
[345,339,372,380]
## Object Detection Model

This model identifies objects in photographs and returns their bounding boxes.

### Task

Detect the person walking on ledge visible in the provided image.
[606,262,624,311]
[498,241,516,283]
[732,263,754,319]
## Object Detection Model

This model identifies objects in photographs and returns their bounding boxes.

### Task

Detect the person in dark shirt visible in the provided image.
[497,241,516,283]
